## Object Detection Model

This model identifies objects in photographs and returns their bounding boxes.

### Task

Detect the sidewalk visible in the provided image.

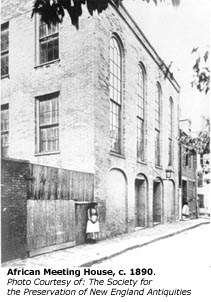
[2,218,210,269]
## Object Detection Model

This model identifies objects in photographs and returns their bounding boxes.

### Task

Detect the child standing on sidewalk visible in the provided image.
[86,203,100,243]
[182,202,190,220]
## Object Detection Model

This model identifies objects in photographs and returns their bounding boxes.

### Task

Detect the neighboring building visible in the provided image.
[179,120,197,219]
[1,0,180,240]
[197,153,210,216]
[196,116,210,216]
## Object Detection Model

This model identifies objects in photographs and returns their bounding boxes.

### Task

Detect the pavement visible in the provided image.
[1,217,210,269]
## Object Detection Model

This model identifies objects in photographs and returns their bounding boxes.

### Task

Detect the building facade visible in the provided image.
[1,0,180,240]
[197,153,210,216]
[179,120,197,219]
[196,116,210,216]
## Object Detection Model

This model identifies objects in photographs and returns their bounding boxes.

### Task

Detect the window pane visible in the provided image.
[137,118,144,161]
[1,23,9,77]
[1,27,9,52]
[155,130,160,166]
[155,83,161,131]
[1,133,9,157]
[40,40,48,64]
[38,95,59,153]
[169,98,173,138]
[109,37,121,105]
[39,21,59,64]
[1,108,9,131]
[1,106,9,157]
[1,54,8,76]
[39,23,47,39]
[40,125,59,152]
[110,101,120,153]
[168,139,172,166]
[109,37,122,153]
[155,83,161,165]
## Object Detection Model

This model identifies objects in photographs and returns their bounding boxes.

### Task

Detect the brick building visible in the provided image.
[1,0,180,240]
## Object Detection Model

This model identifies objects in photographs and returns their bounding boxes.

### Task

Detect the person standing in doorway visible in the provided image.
[182,202,190,220]
[86,203,100,243]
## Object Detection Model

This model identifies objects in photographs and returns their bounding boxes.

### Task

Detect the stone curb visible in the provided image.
[80,220,210,267]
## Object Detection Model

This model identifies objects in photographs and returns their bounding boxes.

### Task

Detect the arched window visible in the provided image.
[168,97,173,166]
[109,36,122,153]
[137,64,146,161]
[155,82,161,166]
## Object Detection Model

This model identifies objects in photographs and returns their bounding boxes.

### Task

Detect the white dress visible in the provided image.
[182,204,189,219]
[86,209,100,234]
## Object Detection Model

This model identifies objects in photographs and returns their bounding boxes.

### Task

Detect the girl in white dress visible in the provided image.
[86,203,100,243]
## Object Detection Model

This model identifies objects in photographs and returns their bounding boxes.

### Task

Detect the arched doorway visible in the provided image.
[107,168,127,235]
[135,174,148,228]
[153,177,163,224]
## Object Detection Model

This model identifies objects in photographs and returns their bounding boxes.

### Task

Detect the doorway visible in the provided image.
[153,179,162,224]
[135,177,147,228]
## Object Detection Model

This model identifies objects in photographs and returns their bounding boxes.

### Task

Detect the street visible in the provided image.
[93,224,211,269]
[1,222,210,300]
[92,224,211,299]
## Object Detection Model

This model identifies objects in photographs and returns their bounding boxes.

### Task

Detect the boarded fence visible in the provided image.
[1,158,94,261]
[27,200,76,256]
[27,164,94,201]
[27,164,94,256]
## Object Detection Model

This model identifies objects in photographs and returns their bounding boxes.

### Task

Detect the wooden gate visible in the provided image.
[27,200,76,256]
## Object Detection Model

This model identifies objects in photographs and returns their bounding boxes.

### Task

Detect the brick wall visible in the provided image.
[1,1,95,174]
[1,158,29,262]
[92,5,180,236]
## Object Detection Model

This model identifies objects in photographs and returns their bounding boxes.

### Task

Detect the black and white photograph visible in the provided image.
[1,0,210,301]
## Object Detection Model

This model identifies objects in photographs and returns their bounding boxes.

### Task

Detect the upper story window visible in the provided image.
[109,35,123,154]
[1,104,9,157]
[36,92,59,153]
[168,97,173,166]
[155,82,162,166]
[1,22,9,77]
[39,20,59,64]
[188,154,192,168]
[183,148,188,167]
[137,64,146,162]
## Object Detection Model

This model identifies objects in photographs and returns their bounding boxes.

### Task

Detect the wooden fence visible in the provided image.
[27,164,94,256]
[27,164,94,201]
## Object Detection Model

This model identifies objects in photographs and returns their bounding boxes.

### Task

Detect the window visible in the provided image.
[168,98,173,166]
[39,20,59,64]
[109,36,122,153]
[137,64,145,161]
[155,83,161,166]
[1,22,9,77]
[188,180,195,202]
[188,154,192,168]
[36,92,59,153]
[200,154,204,167]
[198,194,204,208]
[183,148,189,167]
[1,104,9,157]
[198,173,203,187]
